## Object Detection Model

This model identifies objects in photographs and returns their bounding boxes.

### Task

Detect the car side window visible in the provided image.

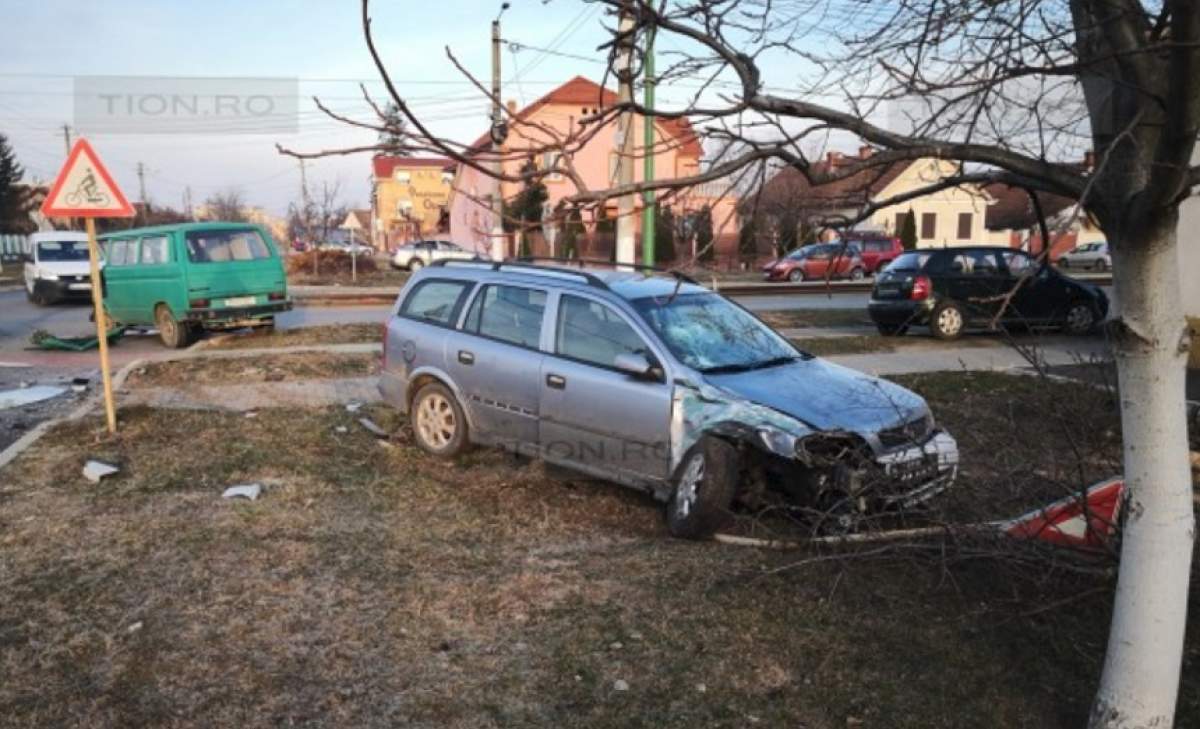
[464,284,547,348]
[556,295,648,369]
[946,250,1000,276]
[139,235,170,265]
[400,279,472,326]
[1002,251,1034,275]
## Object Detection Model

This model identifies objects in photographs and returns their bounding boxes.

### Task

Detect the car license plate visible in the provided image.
[224,296,257,307]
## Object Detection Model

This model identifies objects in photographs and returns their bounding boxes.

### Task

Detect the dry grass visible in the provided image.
[202,324,382,350]
[127,352,377,387]
[1,373,1199,727]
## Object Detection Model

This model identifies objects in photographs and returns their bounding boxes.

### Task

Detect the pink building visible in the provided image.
[448,76,733,261]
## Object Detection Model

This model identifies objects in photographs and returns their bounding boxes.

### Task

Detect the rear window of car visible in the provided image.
[400,279,473,326]
[886,251,931,272]
[185,229,272,263]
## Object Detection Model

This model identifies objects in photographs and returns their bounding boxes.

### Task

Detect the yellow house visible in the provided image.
[372,156,453,249]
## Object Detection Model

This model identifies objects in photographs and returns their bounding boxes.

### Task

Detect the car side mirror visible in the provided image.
[614,352,656,379]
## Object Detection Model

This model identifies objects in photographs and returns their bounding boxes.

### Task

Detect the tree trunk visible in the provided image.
[1091,218,1195,728]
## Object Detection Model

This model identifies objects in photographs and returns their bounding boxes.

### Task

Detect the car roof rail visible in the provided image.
[428,257,609,289]
[510,256,699,285]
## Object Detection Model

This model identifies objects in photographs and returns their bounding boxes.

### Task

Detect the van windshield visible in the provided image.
[37,241,89,261]
[185,229,272,263]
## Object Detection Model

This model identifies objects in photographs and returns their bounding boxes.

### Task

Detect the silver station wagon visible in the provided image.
[379,260,959,538]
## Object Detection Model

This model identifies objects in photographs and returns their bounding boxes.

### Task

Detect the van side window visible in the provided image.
[400,279,472,326]
[105,239,134,266]
[185,229,271,263]
[464,284,546,348]
[556,295,646,368]
[139,235,170,264]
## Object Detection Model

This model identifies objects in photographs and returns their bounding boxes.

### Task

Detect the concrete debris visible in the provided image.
[222,483,262,501]
[244,411,258,419]
[334,426,348,434]
[613,679,629,692]
[0,385,67,410]
[345,401,363,413]
[126,621,143,635]
[358,417,388,438]
[82,460,120,483]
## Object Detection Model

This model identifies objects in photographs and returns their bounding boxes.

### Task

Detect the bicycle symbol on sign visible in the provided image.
[65,168,111,207]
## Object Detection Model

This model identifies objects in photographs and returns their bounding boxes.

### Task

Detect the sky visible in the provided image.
[0,0,635,216]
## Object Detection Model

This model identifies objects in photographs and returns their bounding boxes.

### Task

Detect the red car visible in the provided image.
[761,242,866,282]
[845,233,904,274]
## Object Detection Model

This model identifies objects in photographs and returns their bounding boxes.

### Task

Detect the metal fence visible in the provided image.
[0,234,29,264]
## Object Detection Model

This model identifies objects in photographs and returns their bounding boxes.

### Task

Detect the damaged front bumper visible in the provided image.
[873,430,959,508]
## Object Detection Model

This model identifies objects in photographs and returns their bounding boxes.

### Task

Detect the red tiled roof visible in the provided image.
[463,76,703,159]
[759,154,914,210]
[373,156,454,179]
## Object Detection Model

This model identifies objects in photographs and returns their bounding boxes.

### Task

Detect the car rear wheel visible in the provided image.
[930,301,965,340]
[849,267,865,281]
[666,436,738,539]
[1063,301,1097,335]
[787,269,805,283]
[409,259,424,272]
[155,305,191,349]
[411,382,469,457]
[1093,259,1108,272]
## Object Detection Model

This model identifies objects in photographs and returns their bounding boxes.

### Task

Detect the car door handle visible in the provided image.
[546,373,566,390]
[458,350,475,365]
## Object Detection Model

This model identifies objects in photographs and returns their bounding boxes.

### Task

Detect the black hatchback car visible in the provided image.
[867,246,1108,339]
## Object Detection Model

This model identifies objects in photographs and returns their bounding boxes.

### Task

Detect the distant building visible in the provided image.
[192,203,287,244]
[982,153,1103,260]
[372,156,452,250]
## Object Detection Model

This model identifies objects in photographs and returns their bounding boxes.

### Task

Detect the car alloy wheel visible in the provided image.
[410,259,424,271]
[416,391,456,449]
[788,269,804,282]
[674,453,705,521]
[1064,302,1096,334]
[849,267,865,281]
[932,303,964,339]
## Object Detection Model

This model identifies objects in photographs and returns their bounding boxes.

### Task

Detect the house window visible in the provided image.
[920,213,936,240]
[894,213,906,234]
[394,170,411,183]
[957,212,973,240]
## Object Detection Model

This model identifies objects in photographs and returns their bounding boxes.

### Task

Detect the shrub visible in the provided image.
[286,250,378,277]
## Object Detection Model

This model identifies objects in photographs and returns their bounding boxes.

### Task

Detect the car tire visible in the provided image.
[155,305,190,349]
[930,301,965,340]
[1093,259,1108,272]
[876,323,908,337]
[1063,301,1097,335]
[849,267,865,281]
[25,279,45,306]
[666,436,738,540]
[1060,258,1070,269]
[787,269,805,283]
[411,382,470,457]
[409,259,424,272]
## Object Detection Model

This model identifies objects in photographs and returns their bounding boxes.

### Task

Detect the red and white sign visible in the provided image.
[1002,477,1125,550]
[40,139,135,218]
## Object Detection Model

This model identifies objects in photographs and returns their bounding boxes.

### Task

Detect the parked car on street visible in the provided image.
[380,259,959,538]
[761,242,866,282]
[844,232,904,275]
[1057,241,1110,271]
[390,239,480,271]
[22,231,99,305]
[867,246,1108,339]
[317,239,374,256]
[99,222,292,348]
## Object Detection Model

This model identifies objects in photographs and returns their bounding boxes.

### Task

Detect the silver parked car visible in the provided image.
[390,239,480,271]
[379,260,959,538]
[1057,241,1110,271]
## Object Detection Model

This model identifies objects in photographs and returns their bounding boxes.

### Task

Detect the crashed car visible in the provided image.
[380,260,959,538]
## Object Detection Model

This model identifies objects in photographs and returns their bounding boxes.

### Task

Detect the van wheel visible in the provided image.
[155,305,190,349]
[666,436,738,540]
[930,301,965,340]
[411,382,469,456]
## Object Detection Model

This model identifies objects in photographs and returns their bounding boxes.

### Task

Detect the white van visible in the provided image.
[23,231,100,305]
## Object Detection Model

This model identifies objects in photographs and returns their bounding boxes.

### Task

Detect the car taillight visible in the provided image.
[268,291,285,301]
[189,298,210,309]
[910,275,932,301]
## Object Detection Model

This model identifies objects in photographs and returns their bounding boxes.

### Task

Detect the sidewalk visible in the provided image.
[828,337,1110,376]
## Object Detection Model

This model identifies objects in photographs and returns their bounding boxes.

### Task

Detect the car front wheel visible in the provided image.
[930,301,965,340]
[1063,301,1097,334]
[849,267,865,281]
[409,259,424,272]
[1093,259,1108,272]
[787,269,805,283]
[666,436,738,539]
[411,382,469,456]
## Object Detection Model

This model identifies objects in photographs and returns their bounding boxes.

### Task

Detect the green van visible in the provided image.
[99,222,292,348]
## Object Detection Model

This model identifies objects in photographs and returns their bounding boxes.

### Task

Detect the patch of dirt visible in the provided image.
[201,324,381,350]
[127,352,378,388]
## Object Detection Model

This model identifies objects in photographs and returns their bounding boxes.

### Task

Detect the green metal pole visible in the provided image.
[641,23,656,266]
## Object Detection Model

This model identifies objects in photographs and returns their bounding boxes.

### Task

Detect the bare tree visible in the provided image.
[202,189,249,223]
[283,2,1198,725]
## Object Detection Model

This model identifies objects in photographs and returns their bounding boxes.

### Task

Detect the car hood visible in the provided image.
[703,357,927,434]
[36,260,98,276]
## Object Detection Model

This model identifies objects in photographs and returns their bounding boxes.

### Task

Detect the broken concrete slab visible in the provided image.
[221,484,262,501]
[0,385,67,410]
[82,460,120,483]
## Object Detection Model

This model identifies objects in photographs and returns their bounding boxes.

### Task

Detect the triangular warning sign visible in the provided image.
[41,139,135,218]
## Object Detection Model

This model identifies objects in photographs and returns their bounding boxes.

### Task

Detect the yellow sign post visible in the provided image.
[40,139,135,434]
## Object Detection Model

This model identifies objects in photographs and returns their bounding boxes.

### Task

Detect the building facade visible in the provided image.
[372,156,453,250]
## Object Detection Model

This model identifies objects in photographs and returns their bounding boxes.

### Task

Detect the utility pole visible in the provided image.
[641,19,656,266]
[614,2,637,266]
[136,162,147,207]
[489,3,510,261]
[183,186,194,220]
[61,124,72,157]
[299,159,317,275]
